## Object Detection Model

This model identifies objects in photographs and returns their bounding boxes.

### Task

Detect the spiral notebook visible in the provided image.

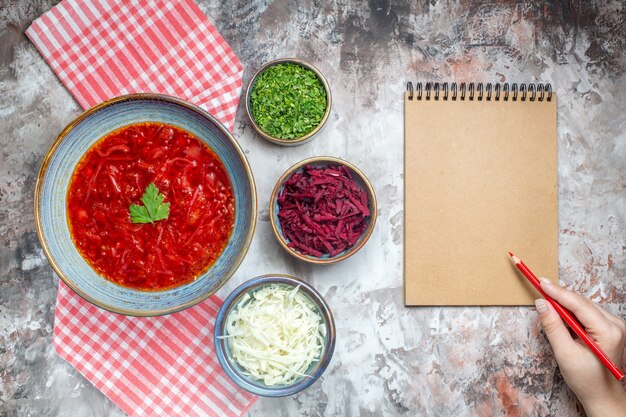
[404,82,558,306]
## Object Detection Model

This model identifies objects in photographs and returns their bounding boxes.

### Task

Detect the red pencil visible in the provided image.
[509,252,625,382]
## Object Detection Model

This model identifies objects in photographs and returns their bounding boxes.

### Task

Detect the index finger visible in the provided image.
[539,279,613,332]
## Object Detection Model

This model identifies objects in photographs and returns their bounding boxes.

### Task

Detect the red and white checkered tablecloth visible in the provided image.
[53,284,256,417]
[26,0,256,415]
[26,0,243,131]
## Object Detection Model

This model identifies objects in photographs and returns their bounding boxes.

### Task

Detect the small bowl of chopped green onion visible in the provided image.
[214,274,335,397]
[245,58,331,146]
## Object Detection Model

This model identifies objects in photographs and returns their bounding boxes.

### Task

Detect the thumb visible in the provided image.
[535,299,576,354]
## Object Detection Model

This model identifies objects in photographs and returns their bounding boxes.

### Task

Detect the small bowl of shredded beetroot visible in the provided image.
[269,157,377,264]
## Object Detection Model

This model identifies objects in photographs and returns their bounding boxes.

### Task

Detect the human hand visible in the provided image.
[535,279,626,417]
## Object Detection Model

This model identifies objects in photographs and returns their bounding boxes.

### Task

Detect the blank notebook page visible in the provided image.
[404,89,558,306]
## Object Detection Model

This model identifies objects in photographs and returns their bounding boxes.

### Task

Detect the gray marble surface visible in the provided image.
[1,1,625,416]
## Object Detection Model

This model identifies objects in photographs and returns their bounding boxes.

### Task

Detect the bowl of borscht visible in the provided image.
[35,94,257,316]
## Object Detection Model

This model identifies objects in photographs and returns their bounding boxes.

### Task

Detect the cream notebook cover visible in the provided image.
[404,82,558,306]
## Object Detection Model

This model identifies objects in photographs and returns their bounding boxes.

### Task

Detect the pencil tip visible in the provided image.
[508,252,521,264]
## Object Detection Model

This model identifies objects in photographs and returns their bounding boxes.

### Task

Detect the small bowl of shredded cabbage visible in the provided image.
[214,274,335,396]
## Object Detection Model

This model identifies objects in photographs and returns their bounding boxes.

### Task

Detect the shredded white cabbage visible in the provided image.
[223,284,326,386]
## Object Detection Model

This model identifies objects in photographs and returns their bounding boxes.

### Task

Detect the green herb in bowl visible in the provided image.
[249,62,328,142]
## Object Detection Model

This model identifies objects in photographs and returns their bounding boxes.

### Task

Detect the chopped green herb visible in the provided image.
[250,63,327,140]
[129,182,170,224]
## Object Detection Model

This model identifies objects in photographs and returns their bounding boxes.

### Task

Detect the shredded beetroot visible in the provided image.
[277,164,370,257]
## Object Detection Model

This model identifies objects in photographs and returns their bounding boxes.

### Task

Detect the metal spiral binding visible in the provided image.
[406,82,552,102]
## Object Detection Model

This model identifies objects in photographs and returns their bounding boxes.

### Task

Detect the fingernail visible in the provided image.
[535,298,548,313]
[540,277,552,286]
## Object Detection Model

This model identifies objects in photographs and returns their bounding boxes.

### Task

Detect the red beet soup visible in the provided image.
[66,122,235,290]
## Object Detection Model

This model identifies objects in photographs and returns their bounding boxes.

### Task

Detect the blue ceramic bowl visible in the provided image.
[269,156,377,264]
[214,274,335,397]
[35,94,257,316]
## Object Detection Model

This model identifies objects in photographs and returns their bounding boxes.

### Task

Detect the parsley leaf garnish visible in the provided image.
[129,183,170,224]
